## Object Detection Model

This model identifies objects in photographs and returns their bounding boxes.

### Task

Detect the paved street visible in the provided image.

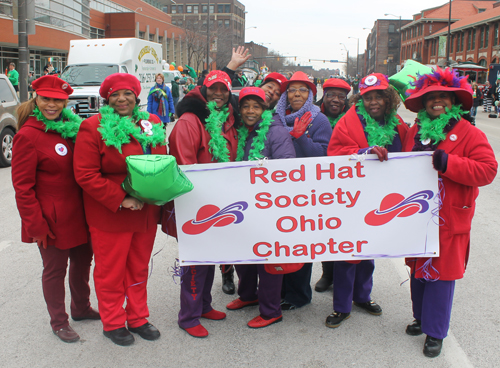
[1,104,499,368]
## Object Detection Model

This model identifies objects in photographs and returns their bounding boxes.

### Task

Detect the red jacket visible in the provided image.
[11,116,88,249]
[403,118,497,280]
[73,113,166,233]
[327,105,408,155]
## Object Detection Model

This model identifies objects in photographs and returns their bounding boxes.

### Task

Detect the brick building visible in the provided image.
[1,0,185,77]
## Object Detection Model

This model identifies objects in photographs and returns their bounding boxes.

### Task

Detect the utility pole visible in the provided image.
[18,0,29,102]
[446,0,452,66]
[206,0,210,71]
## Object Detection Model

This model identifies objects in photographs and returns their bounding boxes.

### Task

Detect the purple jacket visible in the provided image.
[242,117,296,160]
[274,112,332,158]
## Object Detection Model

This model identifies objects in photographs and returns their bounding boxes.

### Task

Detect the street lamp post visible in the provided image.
[384,13,402,72]
[348,36,359,77]
[340,43,349,77]
[206,0,210,71]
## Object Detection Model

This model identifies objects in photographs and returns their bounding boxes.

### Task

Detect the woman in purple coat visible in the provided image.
[226,87,295,328]
[274,71,332,310]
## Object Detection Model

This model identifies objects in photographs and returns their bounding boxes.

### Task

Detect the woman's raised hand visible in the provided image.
[227,46,252,71]
[290,111,312,139]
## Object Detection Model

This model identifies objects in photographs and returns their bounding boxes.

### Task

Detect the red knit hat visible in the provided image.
[203,70,232,91]
[263,72,287,93]
[32,75,73,99]
[238,87,266,103]
[282,71,317,96]
[323,78,351,93]
[359,73,389,95]
[99,73,141,99]
[404,67,473,112]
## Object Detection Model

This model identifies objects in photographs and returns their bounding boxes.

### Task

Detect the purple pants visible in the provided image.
[332,260,374,313]
[235,264,283,319]
[178,265,215,329]
[38,243,93,330]
[410,274,455,339]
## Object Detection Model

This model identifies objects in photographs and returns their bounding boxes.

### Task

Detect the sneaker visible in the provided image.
[406,319,423,336]
[180,324,208,338]
[226,298,259,310]
[247,315,283,328]
[325,311,350,328]
[201,309,226,320]
[353,300,382,315]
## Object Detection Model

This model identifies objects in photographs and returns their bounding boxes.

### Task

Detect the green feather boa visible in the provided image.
[236,110,273,161]
[205,101,231,162]
[328,112,345,129]
[97,105,165,154]
[32,106,82,142]
[356,100,400,147]
[416,105,466,145]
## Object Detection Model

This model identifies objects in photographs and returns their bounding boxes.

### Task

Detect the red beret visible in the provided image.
[239,87,266,103]
[203,70,232,91]
[100,73,141,99]
[32,75,73,99]
[323,78,351,93]
[263,72,287,93]
[359,73,389,95]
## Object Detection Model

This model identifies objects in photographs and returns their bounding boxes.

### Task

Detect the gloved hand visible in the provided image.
[432,149,448,173]
[290,111,312,139]
[370,146,389,162]
[33,230,55,249]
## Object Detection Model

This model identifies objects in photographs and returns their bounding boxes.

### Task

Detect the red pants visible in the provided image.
[90,226,157,331]
[38,243,93,330]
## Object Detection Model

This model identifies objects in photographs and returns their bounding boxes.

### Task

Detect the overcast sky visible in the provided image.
[244,0,450,70]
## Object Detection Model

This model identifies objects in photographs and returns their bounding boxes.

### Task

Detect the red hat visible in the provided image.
[32,75,73,99]
[263,72,287,93]
[99,73,141,99]
[323,78,351,93]
[203,70,232,91]
[238,87,266,103]
[404,67,473,112]
[359,73,389,95]
[282,71,317,96]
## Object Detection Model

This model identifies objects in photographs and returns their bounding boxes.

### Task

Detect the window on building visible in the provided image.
[209,5,214,13]
[187,5,192,13]
[450,34,454,53]
[460,32,464,51]
[218,20,223,27]
[90,27,105,39]
[472,28,476,49]
[225,4,230,13]
[480,27,484,48]
[202,5,207,13]
[495,24,499,45]
[224,19,229,28]
[162,6,168,13]
[177,5,183,13]
[171,6,176,13]
[178,20,183,27]
[485,25,489,47]
[172,20,176,25]
[218,4,223,13]
[389,24,395,33]
[139,31,145,39]
[149,34,154,41]
[159,36,163,43]
[193,6,198,13]
[467,30,471,50]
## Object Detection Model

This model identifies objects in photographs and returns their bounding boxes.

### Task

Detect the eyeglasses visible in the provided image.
[288,87,309,94]
[324,92,347,100]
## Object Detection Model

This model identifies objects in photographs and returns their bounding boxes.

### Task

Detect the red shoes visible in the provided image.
[226,298,259,310]
[247,315,283,328]
[201,309,226,320]
[182,324,209,338]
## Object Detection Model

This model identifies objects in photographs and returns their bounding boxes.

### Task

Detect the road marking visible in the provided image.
[0,240,12,252]
[390,258,474,367]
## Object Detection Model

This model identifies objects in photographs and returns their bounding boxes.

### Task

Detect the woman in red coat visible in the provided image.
[11,76,99,343]
[169,70,238,338]
[403,67,497,358]
[73,74,167,346]
[327,73,408,329]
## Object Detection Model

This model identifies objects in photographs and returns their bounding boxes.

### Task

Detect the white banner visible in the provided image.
[174,153,440,265]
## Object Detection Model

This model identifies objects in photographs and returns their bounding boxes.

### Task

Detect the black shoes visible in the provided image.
[353,300,382,315]
[221,265,235,295]
[325,311,350,328]
[406,319,423,336]
[103,327,135,346]
[423,335,443,358]
[128,322,161,341]
[280,301,296,311]
[314,262,333,292]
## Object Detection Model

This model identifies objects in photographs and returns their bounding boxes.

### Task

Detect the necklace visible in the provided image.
[98,105,166,154]
[328,112,345,129]
[236,110,273,161]
[205,101,231,162]
[32,106,82,142]
[416,105,465,145]
[356,100,400,147]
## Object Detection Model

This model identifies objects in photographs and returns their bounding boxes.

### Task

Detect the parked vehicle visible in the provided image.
[0,74,19,167]
[60,38,163,118]
[162,69,185,101]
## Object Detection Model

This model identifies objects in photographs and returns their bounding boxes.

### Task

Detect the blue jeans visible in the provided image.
[470,106,477,117]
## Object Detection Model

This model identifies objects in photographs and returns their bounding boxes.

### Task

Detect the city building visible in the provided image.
[1,0,185,77]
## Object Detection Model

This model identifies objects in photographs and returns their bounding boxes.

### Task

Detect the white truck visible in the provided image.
[61,38,162,118]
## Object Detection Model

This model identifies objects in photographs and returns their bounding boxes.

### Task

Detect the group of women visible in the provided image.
[11,55,497,359]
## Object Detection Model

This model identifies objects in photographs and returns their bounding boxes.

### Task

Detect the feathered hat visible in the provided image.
[404,67,473,112]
